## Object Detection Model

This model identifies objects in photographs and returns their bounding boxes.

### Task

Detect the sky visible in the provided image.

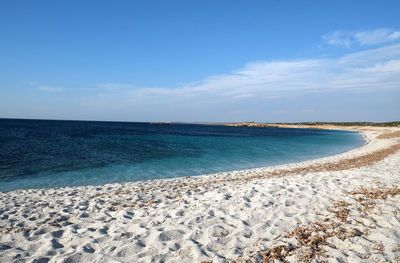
[0,0,399,123]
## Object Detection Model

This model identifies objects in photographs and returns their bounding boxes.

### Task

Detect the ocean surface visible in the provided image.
[0,119,365,192]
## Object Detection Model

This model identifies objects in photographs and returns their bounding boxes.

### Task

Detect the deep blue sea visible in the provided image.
[0,119,364,192]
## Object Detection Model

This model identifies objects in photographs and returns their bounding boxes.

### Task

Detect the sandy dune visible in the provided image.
[1,127,399,262]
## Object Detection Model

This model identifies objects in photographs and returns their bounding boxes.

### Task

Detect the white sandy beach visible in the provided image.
[1,127,400,263]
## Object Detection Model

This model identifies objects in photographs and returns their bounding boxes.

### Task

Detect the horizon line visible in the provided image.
[0,117,399,125]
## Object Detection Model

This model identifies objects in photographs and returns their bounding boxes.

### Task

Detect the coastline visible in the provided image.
[1,126,399,262]
[0,126,365,193]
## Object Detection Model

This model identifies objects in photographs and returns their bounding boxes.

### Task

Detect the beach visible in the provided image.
[1,127,400,263]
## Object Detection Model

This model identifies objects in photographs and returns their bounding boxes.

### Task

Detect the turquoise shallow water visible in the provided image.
[0,119,365,192]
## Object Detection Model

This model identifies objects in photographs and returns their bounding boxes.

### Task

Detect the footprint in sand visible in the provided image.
[159,230,185,241]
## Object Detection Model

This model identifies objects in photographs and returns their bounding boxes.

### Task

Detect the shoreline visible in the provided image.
[1,126,399,262]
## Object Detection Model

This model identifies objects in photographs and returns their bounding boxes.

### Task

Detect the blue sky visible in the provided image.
[0,0,399,122]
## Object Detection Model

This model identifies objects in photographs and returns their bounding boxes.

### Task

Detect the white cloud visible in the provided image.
[355,28,400,45]
[38,85,62,92]
[323,28,400,47]
[80,44,400,121]
[323,31,353,48]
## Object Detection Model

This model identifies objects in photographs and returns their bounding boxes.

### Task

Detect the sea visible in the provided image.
[0,119,365,192]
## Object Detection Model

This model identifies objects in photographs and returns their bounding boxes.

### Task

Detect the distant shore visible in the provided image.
[0,126,399,262]
[223,121,400,129]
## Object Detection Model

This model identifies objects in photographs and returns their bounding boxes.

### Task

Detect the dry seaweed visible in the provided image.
[329,200,351,222]
[244,186,400,263]
[350,186,400,200]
